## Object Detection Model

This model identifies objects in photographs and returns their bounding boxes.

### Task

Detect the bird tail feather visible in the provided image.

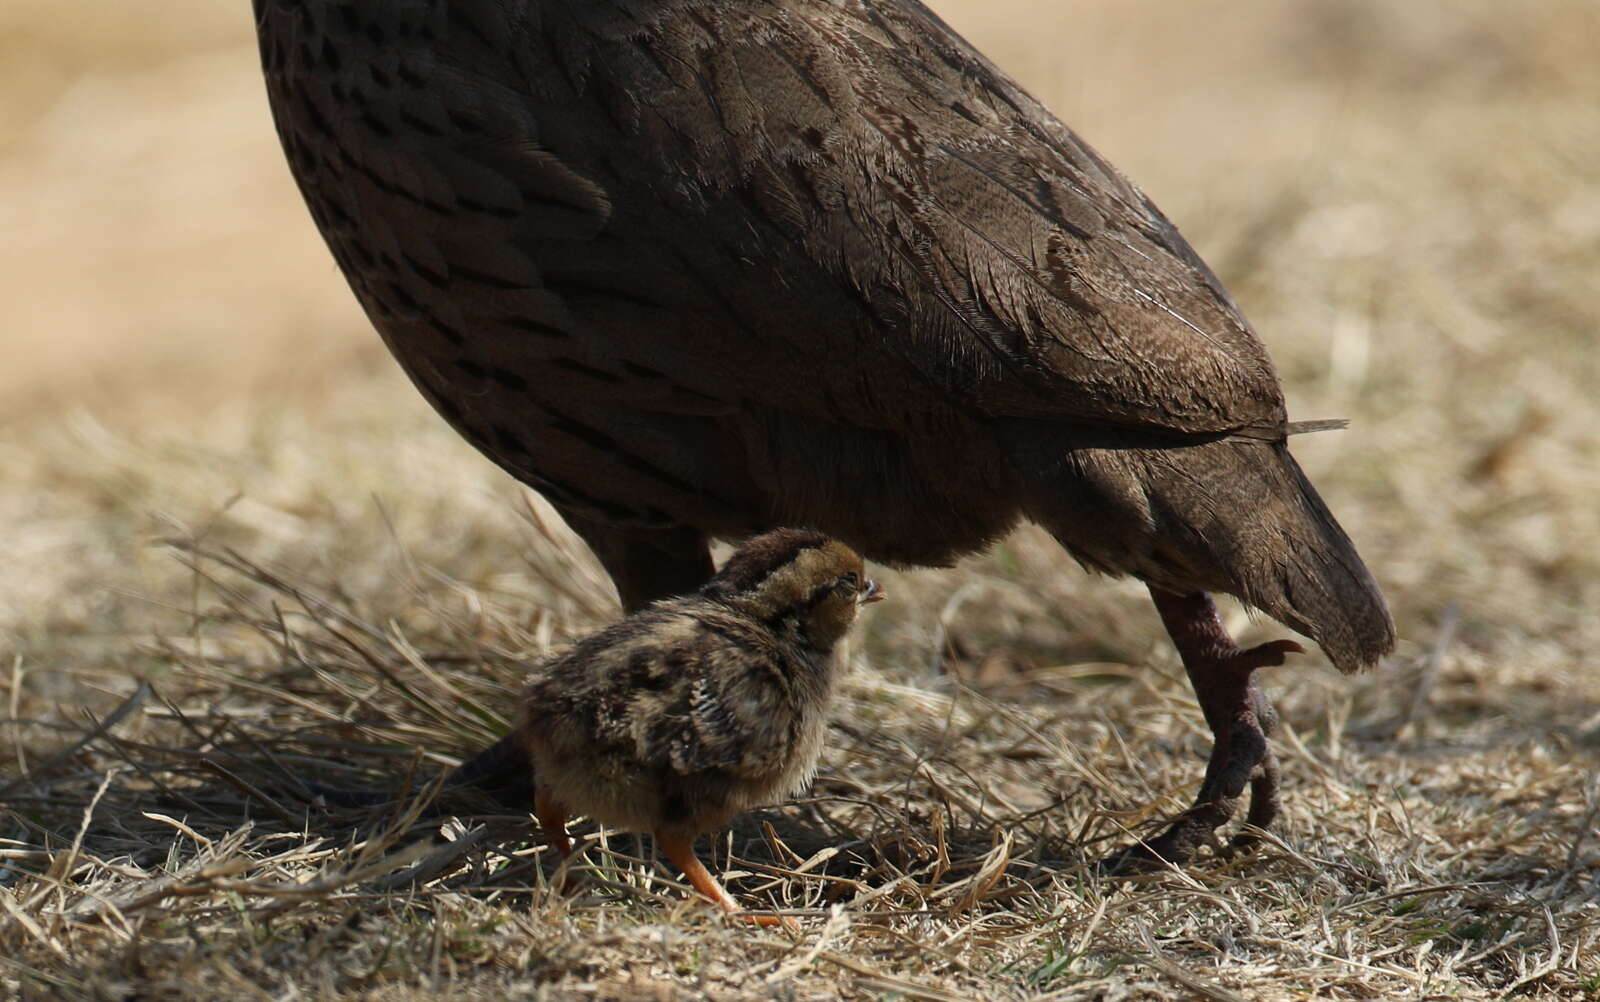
[1033,437,1395,674]
[304,730,531,813]
[1179,442,1396,674]
[440,729,533,808]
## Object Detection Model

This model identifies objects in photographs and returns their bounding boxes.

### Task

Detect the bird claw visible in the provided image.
[1237,638,1305,671]
[738,910,801,931]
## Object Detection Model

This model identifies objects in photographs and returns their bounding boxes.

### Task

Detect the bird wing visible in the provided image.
[534,0,1290,438]
[525,608,801,782]
[652,653,800,780]
[266,0,1287,439]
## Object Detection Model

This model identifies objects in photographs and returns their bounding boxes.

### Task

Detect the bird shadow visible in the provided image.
[0,723,1089,927]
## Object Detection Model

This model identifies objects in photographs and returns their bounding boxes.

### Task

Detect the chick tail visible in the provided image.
[305,781,394,809]
[304,731,532,813]
[441,730,535,809]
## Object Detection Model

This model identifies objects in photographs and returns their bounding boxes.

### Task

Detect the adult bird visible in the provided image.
[254,0,1395,866]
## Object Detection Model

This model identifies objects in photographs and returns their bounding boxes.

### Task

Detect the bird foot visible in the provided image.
[740,910,801,930]
[1099,590,1301,874]
[657,832,798,930]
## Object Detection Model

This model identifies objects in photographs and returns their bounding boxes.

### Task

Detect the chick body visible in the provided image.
[521,603,830,837]
[516,529,879,922]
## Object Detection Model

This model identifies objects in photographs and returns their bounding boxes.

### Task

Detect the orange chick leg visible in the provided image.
[534,789,573,857]
[535,789,580,894]
[655,832,793,929]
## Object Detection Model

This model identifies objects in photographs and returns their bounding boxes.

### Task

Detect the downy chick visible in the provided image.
[516,528,883,925]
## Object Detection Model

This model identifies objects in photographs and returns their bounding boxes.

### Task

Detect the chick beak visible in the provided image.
[859,579,886,604]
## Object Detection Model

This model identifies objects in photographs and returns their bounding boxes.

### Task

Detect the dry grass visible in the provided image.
[3,0,1599,999]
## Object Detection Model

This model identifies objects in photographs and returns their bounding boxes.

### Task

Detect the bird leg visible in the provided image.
[559,513,715,613]
[534,788,582,895]
[656,832,792,928]
[534,789,573,858]
[1103,588,1302,872]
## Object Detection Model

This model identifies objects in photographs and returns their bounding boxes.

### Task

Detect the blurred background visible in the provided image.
[3,0,1597,714]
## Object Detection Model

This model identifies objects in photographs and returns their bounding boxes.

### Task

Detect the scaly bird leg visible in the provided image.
[656,832,793,929]
[1103,588,1302,872]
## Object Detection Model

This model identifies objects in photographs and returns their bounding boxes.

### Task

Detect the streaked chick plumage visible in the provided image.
[516,528,882,924]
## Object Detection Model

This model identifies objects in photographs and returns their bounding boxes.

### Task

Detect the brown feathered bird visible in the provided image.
[255,0,1395,867]
[514,528,879,923]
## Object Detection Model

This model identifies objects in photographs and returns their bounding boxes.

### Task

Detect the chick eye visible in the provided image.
[834,571,860,595]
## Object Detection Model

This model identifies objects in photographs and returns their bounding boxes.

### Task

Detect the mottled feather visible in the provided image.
[513,529,876,837]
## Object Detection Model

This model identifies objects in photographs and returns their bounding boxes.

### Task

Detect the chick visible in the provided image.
[511,528,881,924]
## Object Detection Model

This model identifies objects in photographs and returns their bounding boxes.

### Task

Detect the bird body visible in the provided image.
[510,528,881,922]
[521,604,832,835]
[251,0,1282,544]
[257,0,1395,866]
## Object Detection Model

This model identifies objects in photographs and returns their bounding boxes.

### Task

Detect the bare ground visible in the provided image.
[2,1,1598,999]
